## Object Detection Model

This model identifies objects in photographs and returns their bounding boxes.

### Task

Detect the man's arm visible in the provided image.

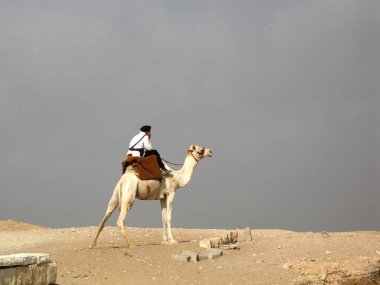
[142,136,152,150]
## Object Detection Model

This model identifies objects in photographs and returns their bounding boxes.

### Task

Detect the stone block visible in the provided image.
[199,239,211,248]
[209,237,222,248]
[207,248,223,256]
[200,231,239,249]
[34,253,53,264]
[181,251,199,262]
[198,255,209,261]
[0,254,38,267]
[0,261,57,285]
[237,229,245,241]
[200,237,222,249]
[171,254,190,262]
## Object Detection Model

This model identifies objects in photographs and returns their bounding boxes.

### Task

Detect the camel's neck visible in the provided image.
[176,152,198,188]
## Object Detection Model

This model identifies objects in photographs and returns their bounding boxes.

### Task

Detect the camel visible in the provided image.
[90,145,212,248]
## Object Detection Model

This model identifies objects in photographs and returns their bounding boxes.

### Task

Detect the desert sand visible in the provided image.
[0,220,379,284]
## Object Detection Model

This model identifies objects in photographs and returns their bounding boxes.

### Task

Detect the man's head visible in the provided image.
[140,125,151,137]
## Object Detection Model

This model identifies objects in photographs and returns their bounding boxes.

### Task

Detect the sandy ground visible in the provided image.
[0,220,379,285]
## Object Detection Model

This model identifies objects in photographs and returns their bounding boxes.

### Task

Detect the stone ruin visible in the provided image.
[0,253,56,285]
[199,228,252,249]
[172,228,253,262]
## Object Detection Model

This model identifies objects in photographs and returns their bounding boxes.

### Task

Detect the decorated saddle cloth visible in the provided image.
[121,155,163,180]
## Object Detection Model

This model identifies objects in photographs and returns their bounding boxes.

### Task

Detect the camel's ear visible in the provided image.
[192,145,196,150]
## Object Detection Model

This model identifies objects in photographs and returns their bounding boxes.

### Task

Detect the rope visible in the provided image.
[162,158,183,166]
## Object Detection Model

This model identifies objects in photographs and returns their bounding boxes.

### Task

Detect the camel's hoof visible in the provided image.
[161,241,169,245]
[89,244,96,249]
[168,240,178,245]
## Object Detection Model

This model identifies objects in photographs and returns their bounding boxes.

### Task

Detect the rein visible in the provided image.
[162,151,199,166]
[162,158,183,166]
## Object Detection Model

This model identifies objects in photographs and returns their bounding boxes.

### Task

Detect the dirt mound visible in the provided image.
[0,220,47,231]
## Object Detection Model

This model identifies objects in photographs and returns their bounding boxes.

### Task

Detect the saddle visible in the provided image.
[121,155,163,180]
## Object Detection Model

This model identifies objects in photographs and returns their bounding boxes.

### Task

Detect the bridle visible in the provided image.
[191,150,200,163]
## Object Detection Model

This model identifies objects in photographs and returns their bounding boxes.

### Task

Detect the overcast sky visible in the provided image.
[0,1,379,231]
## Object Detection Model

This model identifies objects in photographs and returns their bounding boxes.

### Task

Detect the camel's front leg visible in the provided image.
[166,192,177,244]
[90,211,112,249]
[160,198,168,243]
[117,181,137,247]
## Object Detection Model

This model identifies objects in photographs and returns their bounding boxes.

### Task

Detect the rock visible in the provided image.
[220,231,239,244]
[222,243,240,250]
[200,231,239,249]
[282,263,293,269]
[245,227,253,241]
[206,248,222,259]
[210,237,222,248]
[198,255,208,261]
[171,254,190,262]
[321,231,330,238]
[207,253,221,259]
[229,231,239,243]
[220,233,229,244]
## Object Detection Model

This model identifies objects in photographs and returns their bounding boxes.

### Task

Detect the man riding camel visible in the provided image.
[127,125,168,173]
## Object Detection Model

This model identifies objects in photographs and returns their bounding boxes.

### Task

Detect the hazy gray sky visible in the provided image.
[1,1,379,231]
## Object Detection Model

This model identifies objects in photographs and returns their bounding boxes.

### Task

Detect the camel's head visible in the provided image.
[188,145,213,161]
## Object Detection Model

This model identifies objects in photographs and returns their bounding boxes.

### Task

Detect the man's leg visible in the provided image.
[144,149,167,171]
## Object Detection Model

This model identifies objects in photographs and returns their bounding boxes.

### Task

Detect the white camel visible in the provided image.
[90,145,212,248]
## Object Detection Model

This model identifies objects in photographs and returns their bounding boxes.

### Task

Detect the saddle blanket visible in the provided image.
[121,155,163,180]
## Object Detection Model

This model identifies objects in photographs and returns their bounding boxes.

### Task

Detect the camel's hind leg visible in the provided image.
[89,188,119,249]
[117,179,137,247]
